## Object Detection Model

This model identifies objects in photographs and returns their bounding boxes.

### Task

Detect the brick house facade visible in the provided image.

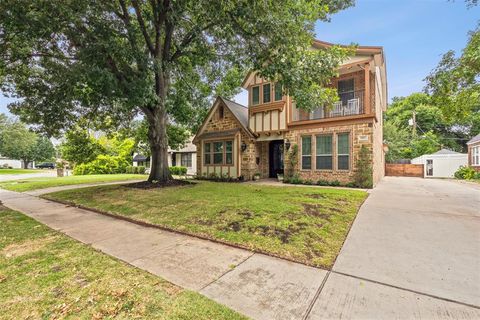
[467,134,480,172]
[194,40,387,186]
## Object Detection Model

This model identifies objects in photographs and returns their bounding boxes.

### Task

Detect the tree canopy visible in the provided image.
[0,114,55,167]
[0,0,353,181]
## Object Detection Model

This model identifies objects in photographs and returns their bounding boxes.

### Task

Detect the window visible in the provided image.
[226,141,233,164]
[218,105,224,119]
[181,153,192,168]
[204,141,234,165]
[337,78,354,106]
[274,83,282,101]
[263,83,271,103]
[213,142,223,164]
[473,146,480,166]
[337,133,350,170]
[252,86,260,105]
[301,136,312,170]
[316,135,333,170]
[204,143,211,165]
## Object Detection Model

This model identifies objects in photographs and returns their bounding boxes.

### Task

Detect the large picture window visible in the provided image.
[252,86,260,105]
[181,153,192,168]
[316,135,333,170]
[337,133,350,170]
[263,83,271,103]
[301,136,312,170]
[204,141,234,166]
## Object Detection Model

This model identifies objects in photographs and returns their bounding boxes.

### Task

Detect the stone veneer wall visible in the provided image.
[284,122,375,184]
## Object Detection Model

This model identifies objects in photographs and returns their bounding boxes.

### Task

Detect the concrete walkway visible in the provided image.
[0,177,479,319]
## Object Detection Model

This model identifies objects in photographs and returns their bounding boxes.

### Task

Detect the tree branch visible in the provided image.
[170,21,215,62]
[131,0,155,55]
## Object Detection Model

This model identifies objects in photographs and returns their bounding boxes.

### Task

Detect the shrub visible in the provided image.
[289,173,303,184]
[125,166,134,174]
[304,179,314,185]
[475,172,480,180]
[73,155,129,175]
[345,182,357,188]
[170,166,187,175]
[137,166,146,174]
[329,180,341,187]
[317,179,329,186]
[454,166,476,180]
[353,145,373,188]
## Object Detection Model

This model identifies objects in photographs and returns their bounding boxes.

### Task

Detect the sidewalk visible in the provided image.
[0,183,478,320]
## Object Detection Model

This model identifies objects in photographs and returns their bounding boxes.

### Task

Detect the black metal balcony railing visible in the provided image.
[293,89,365,121]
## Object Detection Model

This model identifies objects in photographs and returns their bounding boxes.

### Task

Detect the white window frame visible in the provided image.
[473,146,480,166]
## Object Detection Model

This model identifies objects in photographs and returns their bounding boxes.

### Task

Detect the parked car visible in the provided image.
[36,162,55,169]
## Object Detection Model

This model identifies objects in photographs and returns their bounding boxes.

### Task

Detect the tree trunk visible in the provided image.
[23,160,30,169]
[145,104,172,182]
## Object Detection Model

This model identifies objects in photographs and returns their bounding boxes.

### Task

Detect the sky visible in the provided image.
[0,0,478,114]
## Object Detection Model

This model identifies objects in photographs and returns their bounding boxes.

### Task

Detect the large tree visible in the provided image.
[0,0,352,182]
[0,116,55,168]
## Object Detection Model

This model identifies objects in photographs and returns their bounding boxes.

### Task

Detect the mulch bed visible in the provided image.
[123,179,194,189]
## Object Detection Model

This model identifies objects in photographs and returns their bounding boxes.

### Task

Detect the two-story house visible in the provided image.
[193,40,387,186]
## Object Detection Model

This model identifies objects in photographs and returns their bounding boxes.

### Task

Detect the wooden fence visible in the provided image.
[385,164,424,178]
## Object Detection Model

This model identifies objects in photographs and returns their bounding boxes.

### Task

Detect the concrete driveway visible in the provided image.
[308,177,480,318]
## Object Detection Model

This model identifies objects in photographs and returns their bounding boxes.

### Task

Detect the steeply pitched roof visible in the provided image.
[193,96,254,143]
[220,97,249,130]
[467,133,480,145]
[168,137,197,153]
[133,154,149,162]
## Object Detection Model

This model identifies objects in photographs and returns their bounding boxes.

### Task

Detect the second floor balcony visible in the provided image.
[292,89,365,122]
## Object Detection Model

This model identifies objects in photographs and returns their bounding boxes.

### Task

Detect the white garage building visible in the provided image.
[411,149,467,178]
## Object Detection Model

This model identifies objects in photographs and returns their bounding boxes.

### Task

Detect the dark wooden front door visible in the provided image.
[269,140,284,178]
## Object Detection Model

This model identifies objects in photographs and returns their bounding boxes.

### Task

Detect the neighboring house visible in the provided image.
[411,149,467,178]
[132,138,197,175]
[193,40,387,186]
[0,155,34,169]
[467,134,480,172]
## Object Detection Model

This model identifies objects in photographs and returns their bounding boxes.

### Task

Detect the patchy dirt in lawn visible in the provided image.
[2,236,57,258]
[123,179,194,189]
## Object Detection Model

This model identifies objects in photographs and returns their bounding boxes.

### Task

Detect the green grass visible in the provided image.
[45,181,368,268]
[0,206,246,320]
[0,174,146,192]
[0,168,41,175]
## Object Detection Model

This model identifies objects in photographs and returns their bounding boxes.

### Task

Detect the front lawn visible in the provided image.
[0,206,246,319]
[0,168,41,175]
[44,181,367,268]
[0,174,146,192]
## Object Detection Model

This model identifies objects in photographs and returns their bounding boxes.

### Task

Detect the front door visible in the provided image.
[269,140,284,178]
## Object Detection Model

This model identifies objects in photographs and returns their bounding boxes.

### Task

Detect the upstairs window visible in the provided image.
[316,135,333,170]
[274,83,282,101]
[217,105,224,120]
[337,133,350,170]
[252,86,260,105]
[301,136,312,170]
[263,83,271,103]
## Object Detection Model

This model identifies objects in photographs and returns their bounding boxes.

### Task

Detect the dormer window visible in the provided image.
[263,83,271,103]
[252,86,260,105]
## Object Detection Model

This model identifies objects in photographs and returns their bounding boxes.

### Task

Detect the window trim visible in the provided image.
[315,134,333,171]
[336,132,351,171]
[203,140,234,167]
[301,135,312,171]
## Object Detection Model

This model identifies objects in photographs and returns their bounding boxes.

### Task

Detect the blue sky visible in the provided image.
[1,0,478,115]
